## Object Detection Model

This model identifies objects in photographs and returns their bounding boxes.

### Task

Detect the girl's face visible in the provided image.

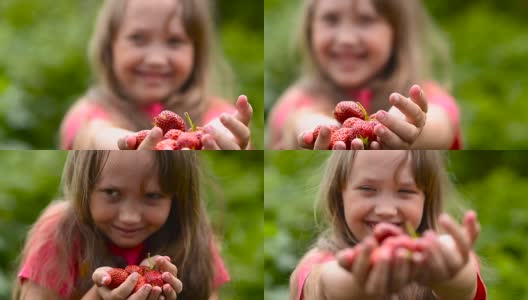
[90,152,172,248]
[342,151,425,241]
[311,0,393,89]
[112,0,194,105]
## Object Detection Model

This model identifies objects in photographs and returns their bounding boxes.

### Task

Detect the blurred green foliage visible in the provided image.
[265,151,528,299]
[0,0,264,149]
[264,0,528,149]
[0,151,263,300]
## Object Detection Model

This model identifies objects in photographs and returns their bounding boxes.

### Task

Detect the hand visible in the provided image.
[414,211,481,286]
[140,255,183,300]
[92,267,157,300]
[373,84,428,149]
[117,127,164,150]
[202,95,252,150]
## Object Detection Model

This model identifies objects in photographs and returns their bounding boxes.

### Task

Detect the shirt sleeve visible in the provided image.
[60,101,110,149]
[295,251,334,300]
[211,242,230,289]
[422,81,463,149]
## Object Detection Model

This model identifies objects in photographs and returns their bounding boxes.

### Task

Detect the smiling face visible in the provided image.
[342,151,425,241]
[90,151,172,248]
[112,0,194,105]
[310,0,393,89]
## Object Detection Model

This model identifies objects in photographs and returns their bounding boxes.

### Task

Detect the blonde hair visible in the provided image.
[13,151,215,300]
[88,0,229,129]
[314,150,451,300]
[296,0,452,113]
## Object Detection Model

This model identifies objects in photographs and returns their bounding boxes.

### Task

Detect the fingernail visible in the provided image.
[303,132,313,144]
[220,114,229,122]
[377,126,386,135]
[131,272,139,280]
[102,275,109,284]
[204,126,214,134]
[377,111,386,121]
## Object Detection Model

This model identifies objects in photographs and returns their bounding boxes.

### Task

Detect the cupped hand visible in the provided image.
[92,266,156,300]
[202,95,253,150]
[373,84,428,149]
[140,255,183,300]
[414,211,481,286]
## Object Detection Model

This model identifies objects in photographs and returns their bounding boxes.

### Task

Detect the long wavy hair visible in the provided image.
[315,150,451,300]
[13,151,215,300]
[295,0,452,113]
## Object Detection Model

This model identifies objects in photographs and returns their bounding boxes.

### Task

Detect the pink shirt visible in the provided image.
[269,81,462,149]
[18,229,230,298]
[60,98,236,149]
[294,250,486,300]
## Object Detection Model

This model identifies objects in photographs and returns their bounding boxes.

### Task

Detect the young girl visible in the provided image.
[60,0,253,150]
[267,0,460,150]
[290,151,487,300]
[13,151,229,300]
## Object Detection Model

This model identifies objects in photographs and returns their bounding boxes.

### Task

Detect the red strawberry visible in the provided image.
[108,268,128,289]
[312,125,339,141]
[329,127,355,150]
[350,120,378,147]
[164,129,183,141]
[144,270,164,287]
[154,139,178,150]
[334,101,367,123]
[175,132,202,150]
[133,275,147,293]
[134,130,150,149]
[342,117,362,128]
[369,245,392,266]
[154,110,186,134]
[140,265,152,274]
[125,265,145,276]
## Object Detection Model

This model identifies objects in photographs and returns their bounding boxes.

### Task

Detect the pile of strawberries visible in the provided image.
[312,101,380,149]
[133,110,203,150]
[341,223,455,267]
[107,257,164,293]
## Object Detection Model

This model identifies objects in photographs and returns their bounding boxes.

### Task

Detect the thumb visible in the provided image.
[137,127,163,150]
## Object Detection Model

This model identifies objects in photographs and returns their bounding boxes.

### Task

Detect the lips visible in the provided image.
[365,221,403,230]
[113,225,143,236]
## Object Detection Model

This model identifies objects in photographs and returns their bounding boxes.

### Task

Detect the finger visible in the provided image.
[350,138,365,150]
[437,234,464,277]
[439,214,471,261]
[313,126,332,150]
[201,134,221,150]
[299,130,315,148]
[376,110,420,144]
[374,125,410,149]
[146,286,163,300]
[129,284,154,300]
[92,268,112,287]
[163,283,178,300]
[389,93,427,128]
[409,85,428,113]
[113,272,140,299]
[233,95,253,126]
[156,256,178,276]
[464,210,480,245]
[203,126,240,150]
[162,272,183,294]
[353,237,376,286]
[138,127,163,150]
[423,231,450,280]
[390,248,410,292]
[364,246,390,297]
[219,114,251,149]
[118,135,134,150]
[336,248,358,269]
[332,141,347,150]
[369,141,382,150]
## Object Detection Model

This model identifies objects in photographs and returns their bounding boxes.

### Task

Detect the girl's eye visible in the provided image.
[145,193,163,201]
[398,189,416,194]
[321,12,340,26]
[101,189,120,200]
[128,33,146,45]
[167,37,184,46]
[358,186,376,192]
[358,14,376,25]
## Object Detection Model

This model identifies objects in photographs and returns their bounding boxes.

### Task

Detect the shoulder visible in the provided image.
[290,249,335,300]
[202,96,237,124]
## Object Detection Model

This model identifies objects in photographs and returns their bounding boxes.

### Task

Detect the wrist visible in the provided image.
[429,260,477,300]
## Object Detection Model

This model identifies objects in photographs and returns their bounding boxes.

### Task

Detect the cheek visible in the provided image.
[144,202,172,228]
[90,199,115,224]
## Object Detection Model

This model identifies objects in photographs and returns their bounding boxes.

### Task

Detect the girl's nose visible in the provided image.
[144,46,169,67]
[118,201,142,224]
[336,24,361,46]
[374,203,398,218]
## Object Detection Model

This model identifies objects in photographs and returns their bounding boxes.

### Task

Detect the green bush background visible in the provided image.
[265,150,528,299]
[0,151,263,300]
[0,0,264,149]
[264,0,528,149]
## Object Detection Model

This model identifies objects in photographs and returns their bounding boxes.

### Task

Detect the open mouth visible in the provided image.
[365,221,403,230]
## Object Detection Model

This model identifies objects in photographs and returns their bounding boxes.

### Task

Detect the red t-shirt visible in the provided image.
[18,219,230,298]
[294,250,486,300]
[60,98,236,149]
[269,81,462,149]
